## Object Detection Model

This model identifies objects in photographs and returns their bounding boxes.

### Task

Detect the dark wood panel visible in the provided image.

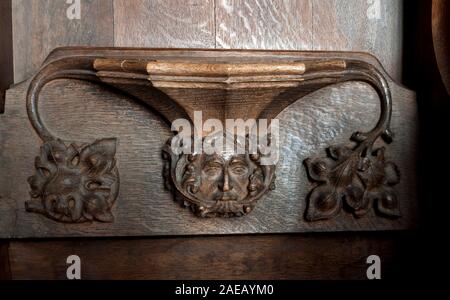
[215,0,312,50]
[0,241,11,280]
[8,232,412,279]
[432,0,450,94]
[114,0,215,48]
[12,0,114,83]
[0,0,13,113]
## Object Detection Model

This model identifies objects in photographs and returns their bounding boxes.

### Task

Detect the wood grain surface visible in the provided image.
[8,232,413,279]
[114,0,216,48]
[12,0,114,83]
[311,0,403,81]
[11,0,404,83]
[215,0,312,50]
[215,0,403,81]
[0,49,418,238]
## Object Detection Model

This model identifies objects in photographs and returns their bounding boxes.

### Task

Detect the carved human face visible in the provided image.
[197,154,253,202]
[170,134,274,217]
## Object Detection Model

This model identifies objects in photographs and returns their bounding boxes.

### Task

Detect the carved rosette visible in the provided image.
[304,132,400,221]
[25,138,119,223]
[162,135,276,217]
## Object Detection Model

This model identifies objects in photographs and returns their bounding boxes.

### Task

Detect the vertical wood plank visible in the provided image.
[215,0,313,50]
[432,0,450,94]
[12,0,114,83]
[0,242,11,280]
[0,0,13,113]
[114,0,215,48]
[312,0,403,81]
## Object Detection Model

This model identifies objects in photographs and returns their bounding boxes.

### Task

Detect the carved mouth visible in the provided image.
[216,193,238,202]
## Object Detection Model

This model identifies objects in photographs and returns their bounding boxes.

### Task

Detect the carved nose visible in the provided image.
[222,173,230,192]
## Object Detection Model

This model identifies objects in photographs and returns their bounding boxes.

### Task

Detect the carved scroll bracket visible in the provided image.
[25,58,120,223]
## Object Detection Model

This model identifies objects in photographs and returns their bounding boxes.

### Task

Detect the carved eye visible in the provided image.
[86,180,102,190]
[38,167,51,178]
[45,194,59,209]
[71,155,80,166]
[203,163,222,177]
[89,155,99,166]
[230,163,248,175]
[67,197,76,209]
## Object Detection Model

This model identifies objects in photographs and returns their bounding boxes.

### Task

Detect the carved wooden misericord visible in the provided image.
[22,48,401,222]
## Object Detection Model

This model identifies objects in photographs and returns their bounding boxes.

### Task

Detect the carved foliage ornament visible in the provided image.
[25,138,119,223]
[304,135,400,221]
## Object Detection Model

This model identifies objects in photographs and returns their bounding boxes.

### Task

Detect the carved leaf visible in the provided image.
[304,157,335,182]
[384,162,400,185]
[80,138,117,176]
[304,135,401,221]
[375,187,401,217]
[343,177,366,211]
[306,185,341,221]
